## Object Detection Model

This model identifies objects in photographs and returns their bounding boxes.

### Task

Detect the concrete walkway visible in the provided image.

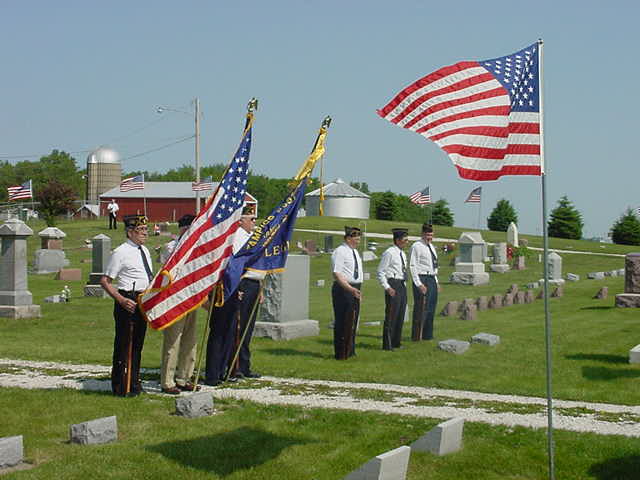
[1,358,638,438]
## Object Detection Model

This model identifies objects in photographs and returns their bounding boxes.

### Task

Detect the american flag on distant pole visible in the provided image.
[465,187,482,203]
[377,43,541,181]
[7,180,33,201]
[192,176,214,191]
[120,174,145,191]
[409,186,431,205]
[139,112,254,330]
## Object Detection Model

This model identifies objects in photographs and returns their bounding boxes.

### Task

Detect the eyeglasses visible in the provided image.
[133,227,148,233]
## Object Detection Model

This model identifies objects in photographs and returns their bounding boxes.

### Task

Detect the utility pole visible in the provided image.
[195,97,201,213]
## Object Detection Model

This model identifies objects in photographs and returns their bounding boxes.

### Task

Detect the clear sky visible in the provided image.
[1,1,638,238]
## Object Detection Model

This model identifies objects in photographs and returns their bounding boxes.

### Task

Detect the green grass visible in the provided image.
[2,217,640,479]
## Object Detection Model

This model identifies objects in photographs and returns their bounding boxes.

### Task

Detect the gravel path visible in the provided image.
[2,358,638,438]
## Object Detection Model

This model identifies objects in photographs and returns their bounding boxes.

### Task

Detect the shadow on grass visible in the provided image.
[580,306,615,311]
[264,348,326,359]
[565,353,628,364]
[148,427,310,475]
[588,455,640,479]
[582,366,640,381]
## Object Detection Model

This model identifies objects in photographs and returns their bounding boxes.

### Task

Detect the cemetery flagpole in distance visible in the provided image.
[538,38,555,480]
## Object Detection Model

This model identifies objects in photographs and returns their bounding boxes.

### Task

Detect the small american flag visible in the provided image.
[637,207,640,217]
[378,43,541,181]
[465,187,482,203]
[192,176,214,191]
[140,117,253,330]
[7,180,33,201]
[120,174,145,192]
[409,186,431,205]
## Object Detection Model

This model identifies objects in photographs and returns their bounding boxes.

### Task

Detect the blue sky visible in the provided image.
[1,1,638,238]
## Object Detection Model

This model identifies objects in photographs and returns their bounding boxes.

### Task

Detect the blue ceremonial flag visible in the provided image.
[222,179,308,301]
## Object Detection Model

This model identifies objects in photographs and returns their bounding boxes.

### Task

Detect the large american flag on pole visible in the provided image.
[465,186,482,203]
[377,43,541,181]
[139,118,253,330]
[120,174,145,191]
[409,186,431,205]
[7,180,33,201]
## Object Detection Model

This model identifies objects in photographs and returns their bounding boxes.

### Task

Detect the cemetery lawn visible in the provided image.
[2,218,639,478]
[3,387,640,480]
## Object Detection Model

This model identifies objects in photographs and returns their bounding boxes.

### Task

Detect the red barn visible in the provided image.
[99,182,257,222]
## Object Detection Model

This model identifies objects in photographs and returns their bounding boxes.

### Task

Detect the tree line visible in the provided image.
[2,150,639,245]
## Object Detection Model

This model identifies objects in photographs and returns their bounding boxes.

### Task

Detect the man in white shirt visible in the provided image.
[100,215,153,396]
[107,199,119,230]
[159,214,200,394]
[331,226,363,360]
[409,223,441,341]
[377,228,409,351]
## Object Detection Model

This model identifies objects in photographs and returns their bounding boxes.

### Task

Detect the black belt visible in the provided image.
[118,289,143,297]
[387,278,405,283]
[349,283,362,287]
[419,274,436,277]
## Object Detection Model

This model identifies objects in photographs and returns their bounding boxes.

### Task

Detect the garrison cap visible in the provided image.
[392,228,409,240]
[123,215,148,229]
[344,226,362,237]
[178,214,196,228]
[421,223,433,233]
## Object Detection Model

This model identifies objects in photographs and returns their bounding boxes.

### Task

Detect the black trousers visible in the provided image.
[109,213,117,230]
[412,275,438,341]
[205,298,237,383]
[235,279,260,375]
[112,291,147,396]
[383,278,407,350]
[332,281,360,360]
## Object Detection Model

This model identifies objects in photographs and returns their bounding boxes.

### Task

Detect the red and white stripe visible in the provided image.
[377,61,540,181]
[139,186,240,330]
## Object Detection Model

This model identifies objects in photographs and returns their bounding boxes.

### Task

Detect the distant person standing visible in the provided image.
[100,215,153,397]
[377,228,409,351]
[331,226,363,360]
[159,214,200,394]
[409,224,440,341]
[107,199,119,230]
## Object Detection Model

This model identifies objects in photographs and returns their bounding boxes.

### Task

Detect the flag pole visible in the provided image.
[538,38,555,480]
[476,191,482,229]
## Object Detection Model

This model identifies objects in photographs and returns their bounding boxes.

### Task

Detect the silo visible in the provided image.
[305,178,370,219]
[86,147,121,204]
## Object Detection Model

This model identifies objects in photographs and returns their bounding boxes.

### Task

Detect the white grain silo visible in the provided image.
[305,178,370,219]
[86,147,122,204]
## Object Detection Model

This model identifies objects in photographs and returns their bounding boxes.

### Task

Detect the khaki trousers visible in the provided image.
[160,311,197,388]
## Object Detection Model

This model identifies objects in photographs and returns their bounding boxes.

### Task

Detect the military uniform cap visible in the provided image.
[392,228,408,240]
[344,226,362,237]
[123,215,148,229]
[178,214,196,228]
[422,223,433,233]
[242,204,256,216]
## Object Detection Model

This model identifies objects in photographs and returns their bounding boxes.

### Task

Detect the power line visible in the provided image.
[120,135,195,163]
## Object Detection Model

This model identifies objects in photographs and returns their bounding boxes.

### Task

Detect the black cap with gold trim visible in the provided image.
[123,215,148,229]
[392,228,408,240]
[422,223,433,233]
[344,226,362,237]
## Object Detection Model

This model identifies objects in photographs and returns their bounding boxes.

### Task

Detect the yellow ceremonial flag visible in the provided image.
[291,126,327,185]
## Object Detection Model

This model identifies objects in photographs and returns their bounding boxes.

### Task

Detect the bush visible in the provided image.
[487,199,518,232]
[610,208,640,245]
[548,196,583,239]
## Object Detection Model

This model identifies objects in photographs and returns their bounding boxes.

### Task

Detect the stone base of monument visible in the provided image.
[490,264,510,273]
[84,285,108,298]
[0,305,41,320]
[254,320,319,340]
[615,293,640,308]
[450,272,489,286]
[540,278,565,286]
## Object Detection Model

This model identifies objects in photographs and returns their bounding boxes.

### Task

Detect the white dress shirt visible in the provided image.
[332,243,363,285]
[409,239,438,287]
[377,245,407,290]
[233,227,266,281]
[104,239,153,291]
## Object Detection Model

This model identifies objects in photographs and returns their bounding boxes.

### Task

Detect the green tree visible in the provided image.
[374,191,397,220]
[487,199,518,232]
[431,198,454,226]
[548,195,583,239]
[37,180,77,226]
[610,208,640,245]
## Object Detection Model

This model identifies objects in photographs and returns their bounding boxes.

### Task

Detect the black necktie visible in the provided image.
[139,246,153,282]
[428,243,438,271]
[399,247,406,279]
[352,249,359,281]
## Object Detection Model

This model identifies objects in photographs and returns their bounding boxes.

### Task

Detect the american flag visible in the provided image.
[409,186,431,205]
[120,174,145,192]
[192,176,214,191]
[465,187,482,203]
[139,119,253,330]
[7,180,33,201]
[378,43,541,181]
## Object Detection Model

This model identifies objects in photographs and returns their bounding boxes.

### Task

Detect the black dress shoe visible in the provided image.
[244,371,261,379]
[203,379,222,387]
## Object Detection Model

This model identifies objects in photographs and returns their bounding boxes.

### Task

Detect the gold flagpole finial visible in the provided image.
[247,98,258,112]
[322,116,332,128]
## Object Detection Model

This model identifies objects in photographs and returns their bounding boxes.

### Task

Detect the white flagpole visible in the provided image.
[538,38,555,480]
[143,174,147,217]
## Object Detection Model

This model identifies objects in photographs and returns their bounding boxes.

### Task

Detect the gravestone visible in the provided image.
[0,435,23,468]
[316,279,325,287]
[526,281,539,289]
[56,268,82,281]
[70,416,117,445]
[362,251,377,262]
[476,296,488,311]
[543,252,565,285]
[159,222,171,236]
[490,242,510,273]
[524,291,535,303]
[514,291,526,304]
[438,339,470,354]
[0,219,41,320]
[175,392,214,418]
[551,286,563,298]
[588,272,605,280]
[363,272,371,281]
[513,255,526,271]
[471,332,500,346]
[536,289,545,300]
[461,298,475,311]
[507,284,518,295]
[450,232,489,286]
[39,227,66,249]
[33,227,70,274]
[411,418,464,456]
[302,239,318,256]
[84,234,111,297]
[566,273,580,282]
[440,301,459,317]
[255,255,319,339]
[344,445,410,480]
[324,235,334,252]
[629,344,640,364]
[594,287,608,299]
[507,222,519,247]
[615,253,640,308]
[502,293,513,306]
[488,294,503,309]
[460,304,477,321]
